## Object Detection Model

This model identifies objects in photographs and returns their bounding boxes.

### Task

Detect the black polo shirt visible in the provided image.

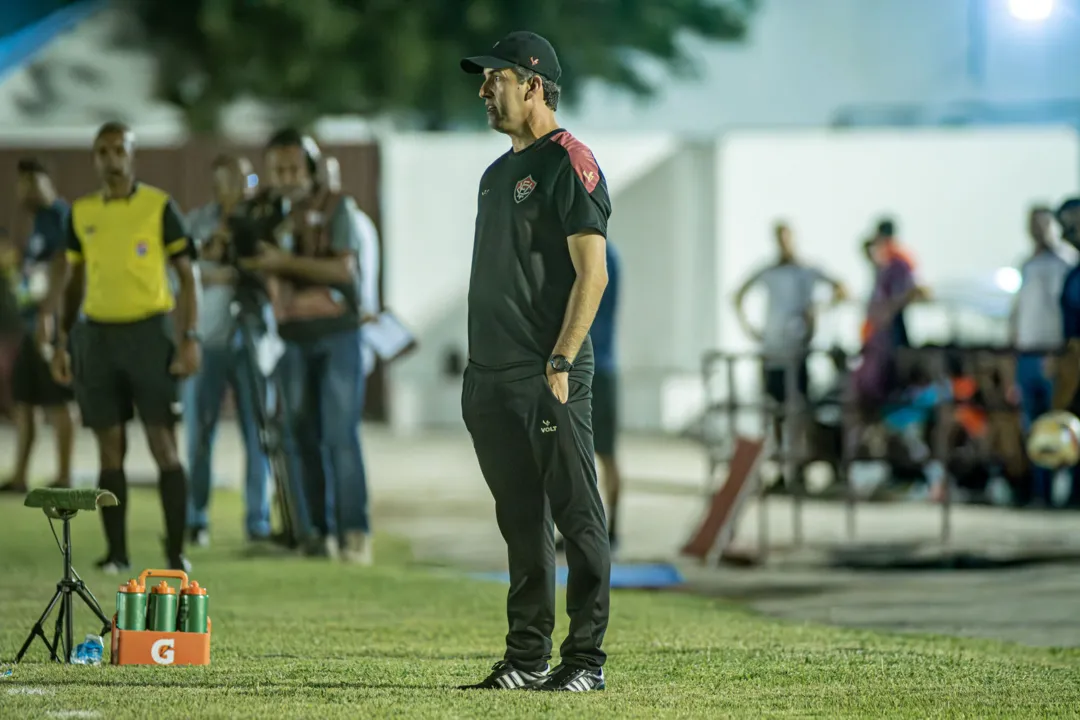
[467,128,611,377]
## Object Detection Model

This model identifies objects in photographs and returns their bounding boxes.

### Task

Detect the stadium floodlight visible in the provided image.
[1008,0,1055,21]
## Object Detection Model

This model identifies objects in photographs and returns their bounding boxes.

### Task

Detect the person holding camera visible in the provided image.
[182,154,274,547]
[240,129,372,565]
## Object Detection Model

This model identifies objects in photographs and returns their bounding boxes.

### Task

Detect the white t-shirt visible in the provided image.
[746,263,829,366]
[354,208,381,377]
[1015,249,1071,351]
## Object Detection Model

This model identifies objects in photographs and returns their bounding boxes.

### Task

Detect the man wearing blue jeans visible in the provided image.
[1011,206,1068,507]
[183,155,272,545]
[242,130,371,564]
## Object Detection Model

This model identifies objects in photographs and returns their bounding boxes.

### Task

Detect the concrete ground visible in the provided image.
[3,421,1080,648]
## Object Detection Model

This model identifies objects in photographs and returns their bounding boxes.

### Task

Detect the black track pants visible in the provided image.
[462,364,611,671]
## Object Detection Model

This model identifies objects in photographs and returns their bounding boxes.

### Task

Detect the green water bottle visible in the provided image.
[147,581,178,632]
[178,581,208,634]
[116,579,147,631]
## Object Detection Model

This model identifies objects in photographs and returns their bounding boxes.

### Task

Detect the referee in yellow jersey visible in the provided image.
[48,122,200,573]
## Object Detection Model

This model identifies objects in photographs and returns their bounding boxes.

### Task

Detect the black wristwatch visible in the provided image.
[549,355,573,373]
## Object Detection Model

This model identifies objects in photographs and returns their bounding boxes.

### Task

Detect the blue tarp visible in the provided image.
[472,563,685,589]
[0,0,106,84]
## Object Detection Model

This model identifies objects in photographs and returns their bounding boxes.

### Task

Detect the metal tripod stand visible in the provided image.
[232,300,305,549]
[14,508,111,664]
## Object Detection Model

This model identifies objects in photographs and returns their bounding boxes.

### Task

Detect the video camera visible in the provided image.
[221,190,290,315]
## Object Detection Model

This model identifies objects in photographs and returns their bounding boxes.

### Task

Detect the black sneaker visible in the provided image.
[536,664,605,692]
[457,660,550,690]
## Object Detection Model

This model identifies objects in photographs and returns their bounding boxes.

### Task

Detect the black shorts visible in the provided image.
[592,369,618,456]
[763,358,809,405]
[70,313,180,429]
[12,332,73,407]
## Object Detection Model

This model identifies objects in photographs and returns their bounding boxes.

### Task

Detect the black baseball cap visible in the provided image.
[461,31,562,83]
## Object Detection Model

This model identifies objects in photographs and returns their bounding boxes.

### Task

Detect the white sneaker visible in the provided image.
[342,531,373,566]
[302,535,340,559]
[192,529,210,549]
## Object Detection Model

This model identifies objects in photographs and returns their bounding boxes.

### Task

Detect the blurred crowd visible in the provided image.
[734,203,1080,510]
[0,130,383,570]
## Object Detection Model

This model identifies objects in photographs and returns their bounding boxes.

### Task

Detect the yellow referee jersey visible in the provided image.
[65,182,192,323]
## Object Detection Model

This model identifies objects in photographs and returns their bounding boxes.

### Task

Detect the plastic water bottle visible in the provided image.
[69,634,104,665]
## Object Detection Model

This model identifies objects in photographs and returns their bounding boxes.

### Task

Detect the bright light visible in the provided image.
[995,267,1023,294]
[1009,0,1055,22]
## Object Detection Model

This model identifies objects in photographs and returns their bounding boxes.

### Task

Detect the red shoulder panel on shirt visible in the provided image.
[551,131,600,194]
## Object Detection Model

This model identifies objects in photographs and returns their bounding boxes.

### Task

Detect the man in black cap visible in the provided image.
[456,31,612,693]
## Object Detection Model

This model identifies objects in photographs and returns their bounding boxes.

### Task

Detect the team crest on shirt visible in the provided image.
[135,241,148,257]
[514,175,537,204]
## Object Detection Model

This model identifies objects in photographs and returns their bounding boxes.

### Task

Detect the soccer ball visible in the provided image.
[1026,411,1080,470]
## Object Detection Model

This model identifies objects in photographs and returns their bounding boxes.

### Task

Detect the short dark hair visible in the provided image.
[1057,197,1080,223]
[510,65,561,111]
[876,219,896,237]
[265,128,321,175]
[95,121,132,143]
[16,157,47,176]
[266,127,306,151]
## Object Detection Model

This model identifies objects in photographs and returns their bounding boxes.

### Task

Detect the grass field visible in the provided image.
[2,489,1080,718]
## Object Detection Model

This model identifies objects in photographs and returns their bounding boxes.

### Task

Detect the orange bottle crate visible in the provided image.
[109,569,212,666]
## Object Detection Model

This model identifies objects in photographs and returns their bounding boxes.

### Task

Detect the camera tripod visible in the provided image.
[233,302,306,548]
[14,508,112,664]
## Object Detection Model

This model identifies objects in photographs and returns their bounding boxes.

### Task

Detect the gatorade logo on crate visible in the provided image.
[151,639,175,665]
[111,568,211,666]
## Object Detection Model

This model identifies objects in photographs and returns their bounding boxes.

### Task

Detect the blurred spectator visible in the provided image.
[183,154,272,547]
[322,156,382,378]
[853,219,922,409]
[1010,205,1067,507]
[1052,197,1080,508]
[736,222,847,394]
[0,228,21,419]
[0,159,75,494]
[247,129,372,564]
[734,221,846,489]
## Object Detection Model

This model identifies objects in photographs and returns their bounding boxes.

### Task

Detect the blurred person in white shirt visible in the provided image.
[735,221,846,490]
[1012,205,1070,506]
[322,157,381,378]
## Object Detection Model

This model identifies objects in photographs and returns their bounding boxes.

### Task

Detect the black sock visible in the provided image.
[99,469,128,561]
[159,467,188,560]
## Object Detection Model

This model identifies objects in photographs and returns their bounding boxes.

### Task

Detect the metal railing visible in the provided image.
[699,344,1027,559]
